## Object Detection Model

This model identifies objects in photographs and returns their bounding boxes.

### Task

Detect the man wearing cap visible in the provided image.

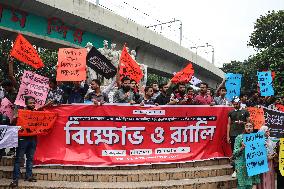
[227,96,250,177]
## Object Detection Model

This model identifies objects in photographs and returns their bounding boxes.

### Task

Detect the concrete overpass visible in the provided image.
[0,0,224,87]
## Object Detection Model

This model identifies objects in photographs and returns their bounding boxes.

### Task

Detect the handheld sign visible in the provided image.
[56,48,87,81]
[86,47,117,79]
[257,71,274,96]
[10,34,44,69]
[247,107,265,129]
[119,46,143,83]
[243,132,269,176]
[171,63,194,84]
[15,71,50,108]
[17,110,57,136]
[263,107,284,138]
[225,73,242,101]
[280,138,284,176]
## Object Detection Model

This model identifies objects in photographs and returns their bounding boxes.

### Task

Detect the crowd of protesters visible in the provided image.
[0,58,284,188]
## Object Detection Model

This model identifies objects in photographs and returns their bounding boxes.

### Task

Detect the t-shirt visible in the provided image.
[154,93,170,105]
[194,94,213,105]
[85,91,109,103]
[228,108,250,137]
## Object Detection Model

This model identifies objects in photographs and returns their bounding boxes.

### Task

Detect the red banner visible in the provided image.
[34,105,232,166]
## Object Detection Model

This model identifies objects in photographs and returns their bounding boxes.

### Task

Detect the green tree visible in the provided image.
[0,37,58,82]
[248,10,284,96]
[222,10,284,96]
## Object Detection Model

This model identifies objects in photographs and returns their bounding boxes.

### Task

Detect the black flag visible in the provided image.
[86,47,117,79]
[263,107,284,138]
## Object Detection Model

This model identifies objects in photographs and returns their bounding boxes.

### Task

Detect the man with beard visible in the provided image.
[130,79,142,104]
[173,83,193,105]
[140,86,155,106]
[10,96,53,187]
[85,79,109,105]
[155,83,176,105]
[113,77,135,104]
[194,82,213,105]
[151,82,160,100]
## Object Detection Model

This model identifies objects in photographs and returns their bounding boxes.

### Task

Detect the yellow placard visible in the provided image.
[280,138,284,176]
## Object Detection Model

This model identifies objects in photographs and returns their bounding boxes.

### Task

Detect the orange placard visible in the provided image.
[119,46,143,83]
[10,34,44,69]
[17,110,58,136]
[171,63,194,84]
[56,48,87,81]
[247,107,265,129]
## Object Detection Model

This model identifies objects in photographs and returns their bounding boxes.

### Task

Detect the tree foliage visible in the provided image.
[223,10,284,96]
[0,38,58,82]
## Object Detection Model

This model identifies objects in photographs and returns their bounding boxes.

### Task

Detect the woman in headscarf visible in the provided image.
[257,125,276,189]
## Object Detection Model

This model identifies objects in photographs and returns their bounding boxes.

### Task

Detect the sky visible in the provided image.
[89,0,284,67]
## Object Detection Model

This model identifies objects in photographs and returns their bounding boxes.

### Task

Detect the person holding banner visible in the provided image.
[85,79,109,105]
[10,96,53,187]
[234,122,260,189]
[113,77,135,104]
[0,113,11,159]
[256,126,276,189]
[193,82,213,105]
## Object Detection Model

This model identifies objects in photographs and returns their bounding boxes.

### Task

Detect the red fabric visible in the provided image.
[119,46,143,83]
[10,34,44,69]
[34,105,232,166]
[171,63,194,84]
[194,94,213,105]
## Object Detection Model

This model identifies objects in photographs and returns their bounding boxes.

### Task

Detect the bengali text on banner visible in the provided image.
[34,105,232,167]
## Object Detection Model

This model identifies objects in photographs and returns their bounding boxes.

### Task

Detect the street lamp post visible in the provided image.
[146,19,183,46]
[190,43,215,65]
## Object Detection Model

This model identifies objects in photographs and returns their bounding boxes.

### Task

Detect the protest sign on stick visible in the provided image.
[280,138,284,176]
[264,107,284,138]
[14,71,49,109]
[86,47,117,79]
[171,63,194,84]
[0,98,14,122]
[17,110,57,136]
[56,48,87,81]
[247,107,265,129]
[119,46,143,83]
[0,125,19,149]
[244,132,269,176]
[10,34,44,69]
[257,71,274,96]
[225,73,242,101]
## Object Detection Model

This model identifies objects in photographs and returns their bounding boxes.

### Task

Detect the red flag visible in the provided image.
[171,63,194,84]
[10,34,44,69]
[119,46,143,83]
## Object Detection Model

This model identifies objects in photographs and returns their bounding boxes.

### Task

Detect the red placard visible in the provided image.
[34,105,232,166]
[10,34,44,69]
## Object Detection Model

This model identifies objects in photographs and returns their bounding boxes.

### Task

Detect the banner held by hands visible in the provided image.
[10,34,44,69]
